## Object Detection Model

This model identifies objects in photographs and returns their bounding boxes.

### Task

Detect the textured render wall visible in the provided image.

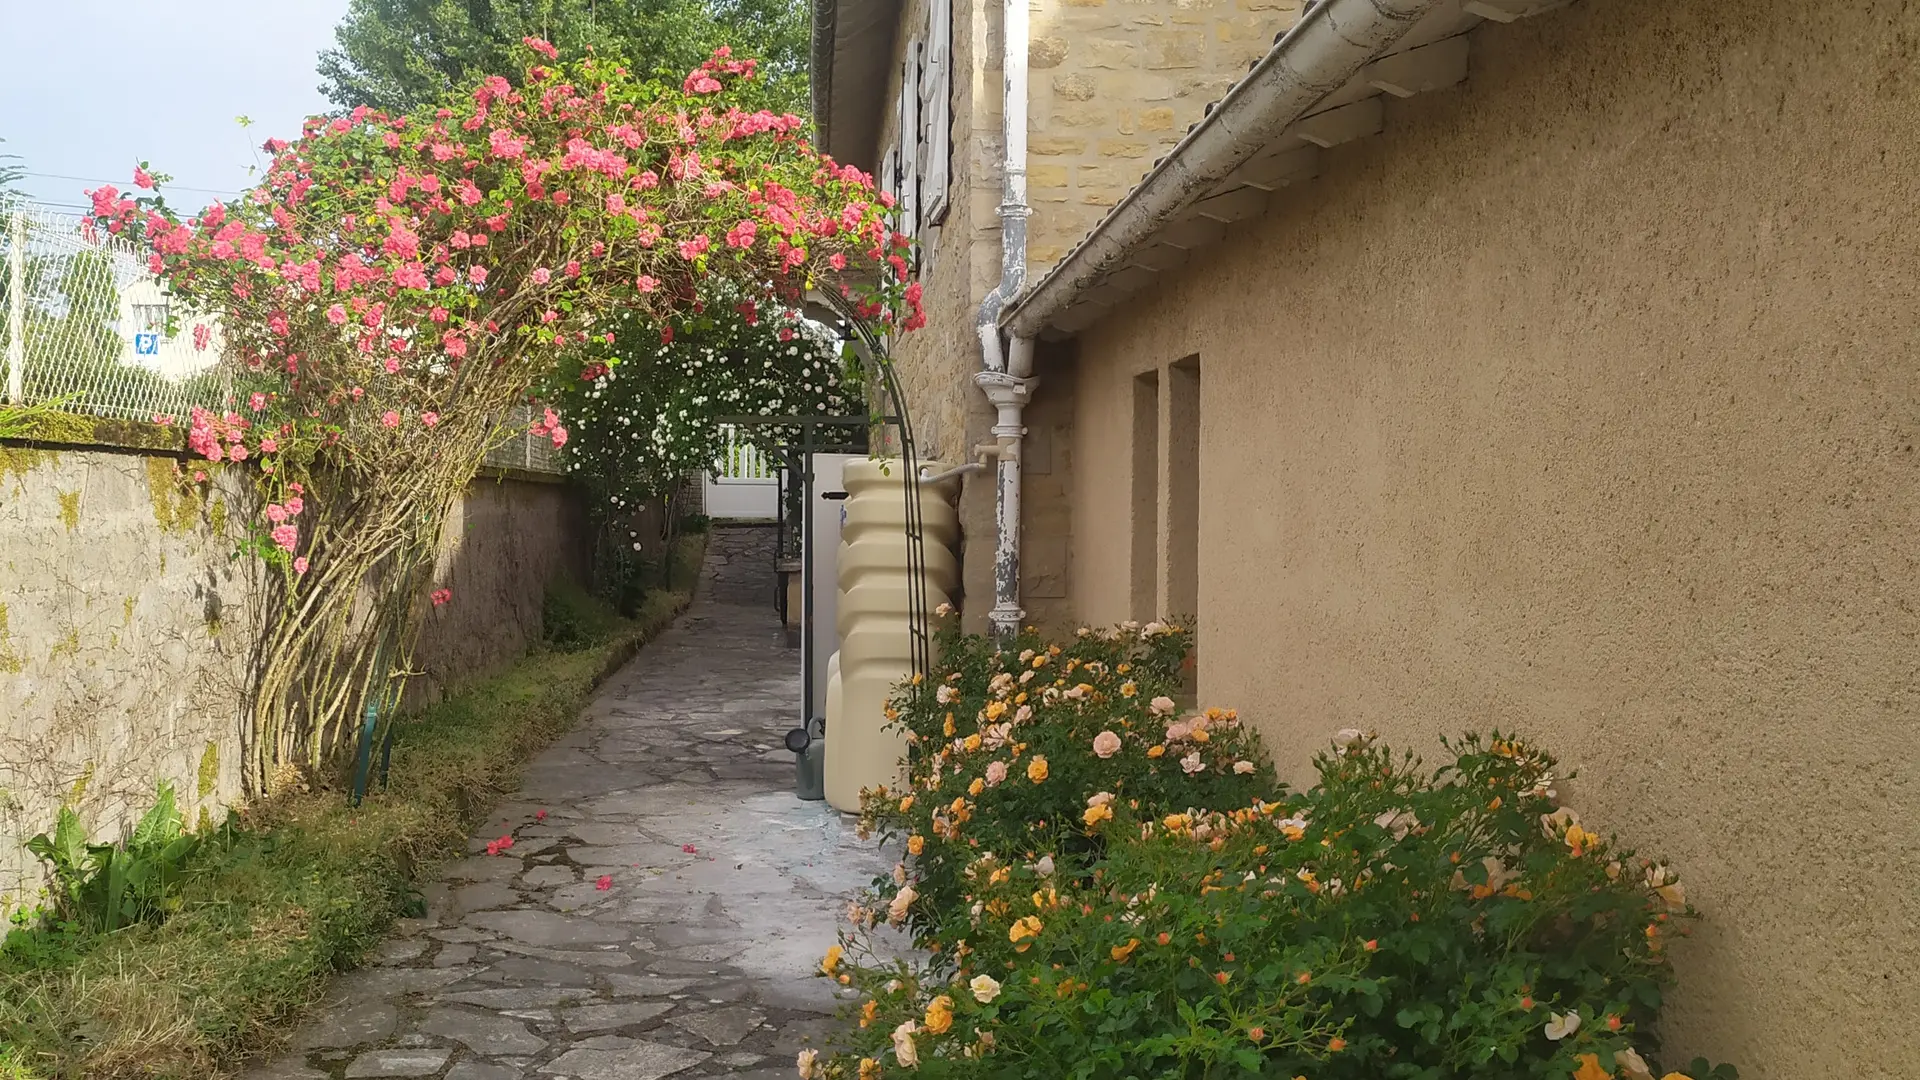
[407,475,590,703]
[0,448,253,911]
[0,447,587,906]
[1063,1,1920,1075]
[1025,0,1300,270]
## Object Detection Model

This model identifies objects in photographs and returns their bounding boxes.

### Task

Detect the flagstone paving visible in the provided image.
[244,533,889,1080]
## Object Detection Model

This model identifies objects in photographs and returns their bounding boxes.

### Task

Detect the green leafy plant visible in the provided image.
[542,578,628,651]
[23,784,201,933]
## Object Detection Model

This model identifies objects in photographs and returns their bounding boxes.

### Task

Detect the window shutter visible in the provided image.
[921,0,952,224]
[881,145,901,226]
[899,41,922,239]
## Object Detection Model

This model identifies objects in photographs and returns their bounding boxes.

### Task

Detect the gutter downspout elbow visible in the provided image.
[1006,334,1035,381]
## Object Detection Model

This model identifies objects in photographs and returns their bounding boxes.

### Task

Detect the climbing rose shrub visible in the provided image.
[852,616,1271,948]
[543,289,859,511]
[85,41,920,791]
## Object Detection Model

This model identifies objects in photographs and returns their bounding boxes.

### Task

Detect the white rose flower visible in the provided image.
[1543,1011,1581,1041]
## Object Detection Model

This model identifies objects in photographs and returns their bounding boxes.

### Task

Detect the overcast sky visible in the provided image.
[0,0,350,213]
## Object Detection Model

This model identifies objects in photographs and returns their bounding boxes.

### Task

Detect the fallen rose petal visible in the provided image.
[596,875,613,890]
[682,844,697,854]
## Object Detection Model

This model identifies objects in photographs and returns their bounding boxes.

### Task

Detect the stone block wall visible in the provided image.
[0,444,588,908]
[874,0,1007,633]
[1025,0,1301,269]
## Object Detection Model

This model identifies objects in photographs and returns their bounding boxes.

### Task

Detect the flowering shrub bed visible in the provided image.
[811,626,1738,1080]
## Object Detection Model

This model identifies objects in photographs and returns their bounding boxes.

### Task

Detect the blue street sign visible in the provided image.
[134,333,159,355]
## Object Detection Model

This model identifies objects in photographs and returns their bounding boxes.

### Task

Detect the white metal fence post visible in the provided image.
[5,209,24,404]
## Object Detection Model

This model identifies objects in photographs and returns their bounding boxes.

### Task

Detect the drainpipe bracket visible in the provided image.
[987,600,1027,636]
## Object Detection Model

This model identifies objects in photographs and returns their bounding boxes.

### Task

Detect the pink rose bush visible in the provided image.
[91,40,924,793]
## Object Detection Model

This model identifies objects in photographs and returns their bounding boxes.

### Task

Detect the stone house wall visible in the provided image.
[1024,0,1302,271]
[867,0,1298,632]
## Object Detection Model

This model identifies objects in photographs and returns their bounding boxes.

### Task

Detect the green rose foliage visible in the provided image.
[854,617,1272,949]
[819,630,1741,1080]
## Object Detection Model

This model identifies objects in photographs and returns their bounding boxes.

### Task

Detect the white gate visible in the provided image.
[703,426,778,519]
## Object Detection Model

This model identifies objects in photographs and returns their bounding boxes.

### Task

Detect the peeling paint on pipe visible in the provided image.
[974,0,1036,638]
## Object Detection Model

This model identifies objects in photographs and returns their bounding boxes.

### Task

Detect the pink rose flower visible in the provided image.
[421,411,439,428]
[381,410,400,428]
[271,524,298,551]
[1092,731,1122,759]
[293,556,309,574]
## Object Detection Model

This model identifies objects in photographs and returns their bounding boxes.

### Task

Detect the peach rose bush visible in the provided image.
[851,616,1272,943]
[812,624,1740,1080]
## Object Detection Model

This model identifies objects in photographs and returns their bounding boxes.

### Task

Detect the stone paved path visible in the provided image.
[700,524,780,607]
[246,534,885,1080]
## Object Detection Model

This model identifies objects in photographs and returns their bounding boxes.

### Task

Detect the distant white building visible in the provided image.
[115,270,223,382]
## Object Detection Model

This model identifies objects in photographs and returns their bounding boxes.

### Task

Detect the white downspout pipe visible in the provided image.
[973,0,1034,638]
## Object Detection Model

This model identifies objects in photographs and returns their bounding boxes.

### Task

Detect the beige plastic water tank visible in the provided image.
[823,458,962,813]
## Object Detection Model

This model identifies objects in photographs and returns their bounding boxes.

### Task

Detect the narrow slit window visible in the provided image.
[1130,370,1160,621]
[1166,355,1200,623]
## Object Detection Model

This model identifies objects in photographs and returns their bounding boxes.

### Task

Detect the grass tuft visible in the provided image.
[0,534,705,1079]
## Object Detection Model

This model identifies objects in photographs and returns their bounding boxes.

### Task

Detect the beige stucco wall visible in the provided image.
[1060,0,1920,1075]
[0,446,588,907]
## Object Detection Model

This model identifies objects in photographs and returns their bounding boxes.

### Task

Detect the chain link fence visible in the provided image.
[1,203,233,422]
[1,203,562,475]
[481,402,562,473]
